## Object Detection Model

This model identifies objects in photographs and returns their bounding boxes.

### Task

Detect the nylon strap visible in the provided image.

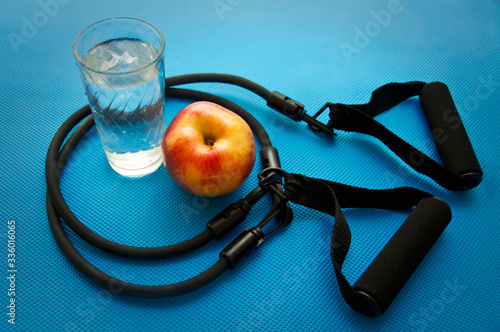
[282,172,432,316]
[326,82,475,190]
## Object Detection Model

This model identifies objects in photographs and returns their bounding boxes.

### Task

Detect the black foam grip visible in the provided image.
[353,197,452,315]
[419,82,482,187]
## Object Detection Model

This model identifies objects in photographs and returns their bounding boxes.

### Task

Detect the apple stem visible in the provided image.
[205,138,215,146]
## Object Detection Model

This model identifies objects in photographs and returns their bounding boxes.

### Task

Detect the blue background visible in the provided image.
[0,0,499,331]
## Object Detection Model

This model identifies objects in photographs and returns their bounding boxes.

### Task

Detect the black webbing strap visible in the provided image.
[283,172,451,316]
[341,81,426,118]
[326,82,481,191]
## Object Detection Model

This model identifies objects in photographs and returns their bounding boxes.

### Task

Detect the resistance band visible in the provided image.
[46,74,481,316]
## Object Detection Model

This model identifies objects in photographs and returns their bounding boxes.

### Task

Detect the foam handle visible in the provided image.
[419,82,482,188]
[353,197,452,316]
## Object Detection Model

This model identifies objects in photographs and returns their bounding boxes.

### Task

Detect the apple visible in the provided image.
[162,101,256,197]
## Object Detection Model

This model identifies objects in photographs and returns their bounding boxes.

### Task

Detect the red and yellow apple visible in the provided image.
[162,101,256,196]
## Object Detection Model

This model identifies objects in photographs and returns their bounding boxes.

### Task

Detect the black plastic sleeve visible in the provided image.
[219,227,264,268]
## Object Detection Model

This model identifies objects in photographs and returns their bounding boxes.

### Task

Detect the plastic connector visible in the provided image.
[219,227,264,268]
[268,92,335,135]
[267,91,306,121]
[206,199,251,239]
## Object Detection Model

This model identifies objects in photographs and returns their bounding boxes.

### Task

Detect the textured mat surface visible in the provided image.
[0,0,499,331]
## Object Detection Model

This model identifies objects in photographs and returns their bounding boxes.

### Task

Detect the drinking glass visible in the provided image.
[73,17,165,177]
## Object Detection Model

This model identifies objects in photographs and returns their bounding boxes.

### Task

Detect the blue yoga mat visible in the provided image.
[0,0,499,330]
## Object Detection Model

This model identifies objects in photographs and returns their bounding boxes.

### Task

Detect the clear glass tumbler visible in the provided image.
[73,17,165,177]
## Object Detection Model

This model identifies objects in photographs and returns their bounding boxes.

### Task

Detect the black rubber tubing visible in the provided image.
[46,87,274,297]
[47,190,231,298]
[46,87,272,259]
[45,105,229,297]
[164,73,272,101]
